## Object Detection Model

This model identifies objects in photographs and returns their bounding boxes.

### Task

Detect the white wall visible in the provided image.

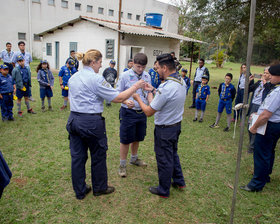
[0,0,179,58]
[41,20,118,74]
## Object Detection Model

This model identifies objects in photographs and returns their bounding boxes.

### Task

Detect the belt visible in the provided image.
[4,62,12,65]
[1,92,13,95]
[124,107,143,114]
[199,98,206,100]
[222,99,230,101]
[156,121,181,128]
[71,111,102,116]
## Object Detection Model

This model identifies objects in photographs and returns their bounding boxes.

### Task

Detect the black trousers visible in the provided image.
[248,121,280,190]
[154,123,185,197]
[66,112,108,198]
[192,81,201,106]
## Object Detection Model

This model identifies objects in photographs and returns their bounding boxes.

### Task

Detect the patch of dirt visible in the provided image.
[13,177,28,187]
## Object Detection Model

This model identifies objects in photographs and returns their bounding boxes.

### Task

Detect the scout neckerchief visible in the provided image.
[198,83,205,97]
[254,81,264,98]
[166,72,183,85]
[43,69,50,84]
[132,69,146,98]
[221,83,229,99]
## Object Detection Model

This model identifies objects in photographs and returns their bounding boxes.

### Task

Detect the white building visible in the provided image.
[37,16,203,72]
[0,0,180,58]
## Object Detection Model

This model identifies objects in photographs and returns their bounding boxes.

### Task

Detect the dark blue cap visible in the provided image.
[202,75,209,80]
[0,64,9,69]
[40,60,48,64]
[110,59,116,64]
[67,59,75,67]
[16,55,24,62]
[181,68,188,73]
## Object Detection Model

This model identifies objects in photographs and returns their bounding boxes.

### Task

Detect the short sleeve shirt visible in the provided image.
[116,69,151,110]
[257,85,280,122]
[68,66,119,113]
[12,51,32,67]
[150,77,186,125]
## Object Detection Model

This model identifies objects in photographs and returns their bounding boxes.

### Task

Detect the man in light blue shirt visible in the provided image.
[190,59,210,108]
[133,53,186,198]
[0,42,14,73]
[116,53,152,177]
[12,41,34,101]
[241,64,280,192]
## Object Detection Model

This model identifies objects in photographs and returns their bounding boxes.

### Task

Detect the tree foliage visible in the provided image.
[176,0,280,65]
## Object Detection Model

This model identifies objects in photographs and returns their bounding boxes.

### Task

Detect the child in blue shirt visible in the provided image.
[181,68,191,95]
[0,64,15,121]
[193,75,210,122]
[148,61,161,89]
[210,73,236,131]
[12,55,36,117]
[37,60,55,112]
[58,59,77,110]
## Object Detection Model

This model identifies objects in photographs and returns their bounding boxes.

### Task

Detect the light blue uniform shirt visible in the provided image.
[239,74,246,89]
[194,66,205,82]
[257,85,280,123]
[12,51,32,67]
[116,69,151,110]
[68,66,119,113]
[252,82,264,105]
[150,77,186,125]
[0,50,14,63]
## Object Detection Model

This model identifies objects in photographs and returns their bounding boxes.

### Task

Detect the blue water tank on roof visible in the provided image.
[145,13,163,28]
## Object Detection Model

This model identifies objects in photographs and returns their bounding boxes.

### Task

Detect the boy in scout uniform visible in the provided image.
[0,64,15,121]
[12,55,36,117]
[193,75,210,122]
[241,64,280,192]
[116,53,152,177]
[133,53,186,198]
[210,73,236,131]
[59,59,77,110]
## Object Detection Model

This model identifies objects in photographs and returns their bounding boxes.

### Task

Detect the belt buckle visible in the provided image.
[9,93,11,95]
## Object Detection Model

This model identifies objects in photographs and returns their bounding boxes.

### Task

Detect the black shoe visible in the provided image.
[93,186,115,196]
[149,186,169,198]
[27,108,36,114]
[8,117,15,121]
[171,182,186,190]
[199,118,203,123]
[223,127,229,132]
[189,105,195,108]
[240,185,261,192]
[76,185,92,200]
[247,148,254,154]
[193,118,197,122]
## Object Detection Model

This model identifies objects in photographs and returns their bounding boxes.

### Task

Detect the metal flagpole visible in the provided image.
[117,0,122,78]
[229,0,256,223]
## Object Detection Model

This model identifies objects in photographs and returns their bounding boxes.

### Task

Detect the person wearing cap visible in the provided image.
[246,67,275,153]
[170,51,182,72]
[193,75,210,122]
[37,60,55,112]
[148,61,161,89]
[0,64,16,121]
[59,59,77,110]
[181,68,191,95]
[0,42,14,74]
[240,64,280,192]
[66,50,79,71]
[189,59,210,108]
[123,59,133,72]
[133,53,186,198]
[11,41,35,102]
[210,73,236,132]
[66,49,145,200]
[12,55,36,117]
[102,59,118,107]
[116,53,152,177]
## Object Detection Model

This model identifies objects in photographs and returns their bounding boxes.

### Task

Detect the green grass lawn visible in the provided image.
[0,61,279,224]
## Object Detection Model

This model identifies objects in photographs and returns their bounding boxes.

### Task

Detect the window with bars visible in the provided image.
[46,43,52,56]
[87,5,93,12]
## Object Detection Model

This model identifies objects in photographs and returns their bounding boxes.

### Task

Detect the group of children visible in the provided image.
[0,56,77,121]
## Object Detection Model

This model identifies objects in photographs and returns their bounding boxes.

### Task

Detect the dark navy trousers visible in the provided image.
[192,81,201,106]
[154,123,185,197]
[0,93,13,120]
[66,112,108,198]
[248,121,280,190]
